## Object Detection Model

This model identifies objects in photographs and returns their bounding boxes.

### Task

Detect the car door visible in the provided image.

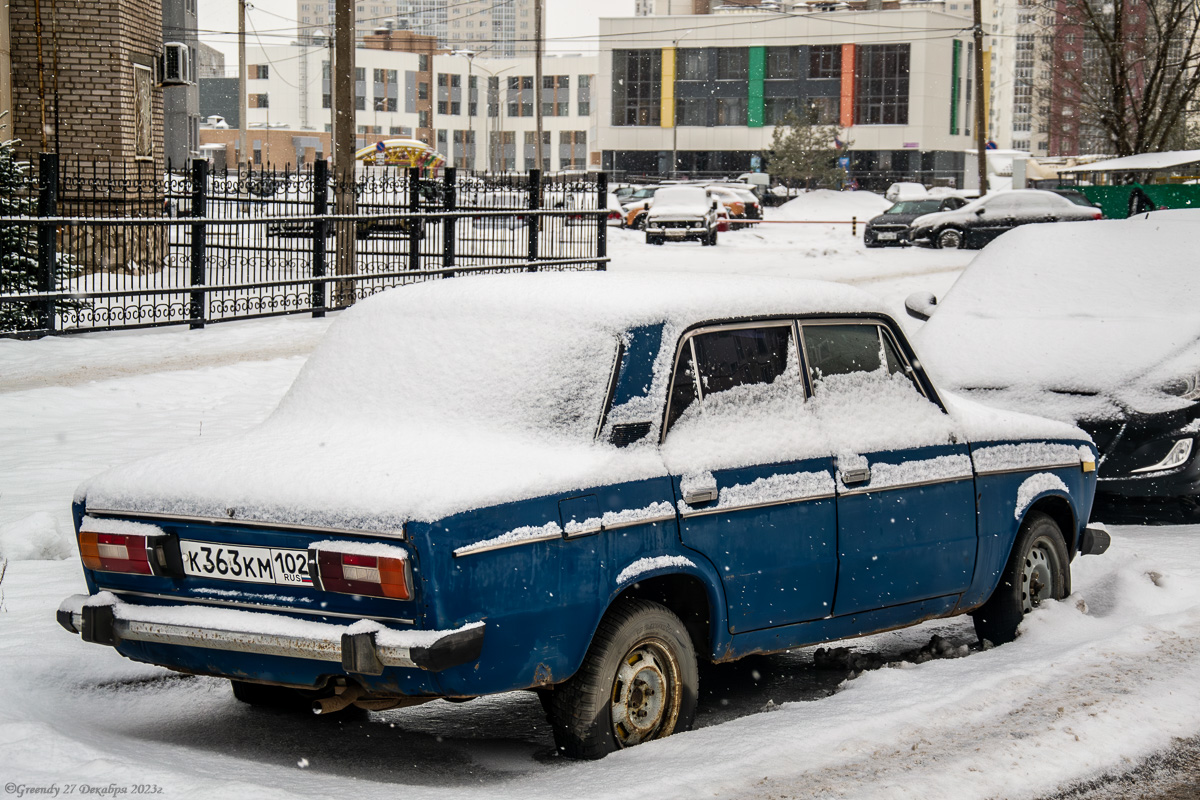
[971,195,1021,244]
[663,321,838,634]
[798,321,978,617]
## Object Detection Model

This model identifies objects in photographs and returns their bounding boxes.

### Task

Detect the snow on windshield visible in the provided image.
[917,219,1200,412]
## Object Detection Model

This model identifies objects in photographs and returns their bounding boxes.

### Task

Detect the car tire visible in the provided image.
[647,235,663,245]
[544,599,698,760]
[936,227,965,250]
[708,229,718,246]
[632,214,646,231]
[971,511,1070,645]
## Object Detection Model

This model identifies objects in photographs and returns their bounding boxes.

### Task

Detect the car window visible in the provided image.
[981,195,1022,212]
[801,323,916,392]
[666,323,797,434]
[940,197,966,210]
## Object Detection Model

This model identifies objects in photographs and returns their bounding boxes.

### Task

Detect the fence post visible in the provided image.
[442,167,456,278]
[311,159,328,317]
[407,167,420,272]
[527,168,540,271]
[36,152,58,334]
[595,171,607,272]
[188,158,208,330]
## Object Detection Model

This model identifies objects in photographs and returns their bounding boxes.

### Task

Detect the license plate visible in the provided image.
[180,540,313,587]
[666,230,687,238]
[877,232,899,241]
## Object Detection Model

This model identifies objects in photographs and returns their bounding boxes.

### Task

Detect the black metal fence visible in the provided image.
[0,155,608,337]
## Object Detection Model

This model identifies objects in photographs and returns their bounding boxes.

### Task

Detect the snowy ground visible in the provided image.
[1,192,1197,799]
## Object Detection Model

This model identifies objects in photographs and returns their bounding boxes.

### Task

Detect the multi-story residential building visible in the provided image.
[162,0,201,169]
[295,0,544,58]
[596,7,981,188]
[986,0,1051,157]
[204,42,595,172]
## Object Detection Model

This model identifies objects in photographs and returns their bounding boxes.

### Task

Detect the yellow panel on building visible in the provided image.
[661,46,676,128]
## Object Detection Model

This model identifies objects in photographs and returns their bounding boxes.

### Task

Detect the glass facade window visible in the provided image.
[612,49,661,126]
[810,45,841,79]
[578,75,591,116]
[765,47,800,80]
[543,75,570,117]
[716,47,748,80]
[715,96,747,126]
[855,44,910,125]
[764,97,798,125]
[678,48,707,81]
[808,95,840,125]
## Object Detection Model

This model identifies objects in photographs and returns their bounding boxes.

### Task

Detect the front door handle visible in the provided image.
[683,487,718,506]
[841,467,871,486]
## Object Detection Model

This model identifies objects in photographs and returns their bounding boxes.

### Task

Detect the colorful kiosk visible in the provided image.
[355,139,446,176]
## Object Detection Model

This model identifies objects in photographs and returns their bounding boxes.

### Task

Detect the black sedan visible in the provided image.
[909,190,1101,250]
[908,217,1200,521]
[863,197,967,247]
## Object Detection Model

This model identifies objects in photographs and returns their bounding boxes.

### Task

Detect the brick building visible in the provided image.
[7,0,164,164]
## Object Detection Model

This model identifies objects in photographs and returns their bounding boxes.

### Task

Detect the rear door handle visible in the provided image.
[841,467,871,486]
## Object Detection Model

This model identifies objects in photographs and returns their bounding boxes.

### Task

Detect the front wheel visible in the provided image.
[936,227,965,250]
[971,511,1069,645]
[544,599,698,759]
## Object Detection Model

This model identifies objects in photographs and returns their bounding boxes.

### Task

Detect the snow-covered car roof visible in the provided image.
[917,219,1200,417]
[80,273,896,530]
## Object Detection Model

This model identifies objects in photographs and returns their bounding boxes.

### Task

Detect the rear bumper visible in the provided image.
[57,593,485,676]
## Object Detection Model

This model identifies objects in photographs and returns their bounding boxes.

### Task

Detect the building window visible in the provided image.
[612,49,661,126]
[854,44,910,125]
[765,47,799,80]
[578,74,591,116]
[543,75,569,117]
[250,64,269,79]
[419,110,430,129]
[809,45,840,79]
[678,48,707,81]
[716,47,748,80]
[488,76,499,117]
[715,96,747,126]
[507,75,534,117]
[676,97,708,126]
[419,82,429,101]
[559,130,586,169]
[418,55,429,71]
[524,130,550,171]
[354,67,366,111]
[248,93,269,108]
[373,69,398,112]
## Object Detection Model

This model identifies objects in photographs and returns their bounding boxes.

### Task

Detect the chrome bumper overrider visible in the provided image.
[57,593,485,675]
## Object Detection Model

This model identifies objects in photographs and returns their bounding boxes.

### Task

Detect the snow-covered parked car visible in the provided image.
[644,185,720,246]
[909,189,1102,250]
[908,219,1200,519]
[58,273,1108,759]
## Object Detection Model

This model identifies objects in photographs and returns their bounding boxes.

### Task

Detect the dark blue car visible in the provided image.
[58,273,1108,759]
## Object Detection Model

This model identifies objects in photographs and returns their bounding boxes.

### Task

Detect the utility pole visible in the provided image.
[333,0,357,306]
[973,1,988,196]
[534,0,544,171]
[238,0,247,167]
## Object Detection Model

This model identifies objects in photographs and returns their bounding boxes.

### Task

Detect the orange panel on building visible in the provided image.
[840,43,855,128]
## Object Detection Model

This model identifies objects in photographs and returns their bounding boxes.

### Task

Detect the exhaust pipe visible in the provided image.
[312,683,363,715]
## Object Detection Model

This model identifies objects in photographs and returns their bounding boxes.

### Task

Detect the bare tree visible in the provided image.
[1039,0,1200,156]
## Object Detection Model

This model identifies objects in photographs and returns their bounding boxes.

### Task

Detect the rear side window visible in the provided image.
[666,324,796,434]
[802,323,913,390]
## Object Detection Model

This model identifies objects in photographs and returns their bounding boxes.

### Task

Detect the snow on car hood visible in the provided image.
[917,219,1200,420]
[80,272,906,530]
[646,187,710,219]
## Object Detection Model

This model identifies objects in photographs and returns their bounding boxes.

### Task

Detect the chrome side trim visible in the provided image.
[837,474,974,497]
[85,508,405,540]
[679,492,836,518]
[108,589,415,625]
[455,512,680,556]
[452,530,562,558]
[602,513,678,532]
[973,461,1081,478]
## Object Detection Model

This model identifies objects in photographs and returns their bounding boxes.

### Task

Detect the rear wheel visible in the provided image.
[971,511,1070,645]
[936,227,965,250]
[544,599,698,759]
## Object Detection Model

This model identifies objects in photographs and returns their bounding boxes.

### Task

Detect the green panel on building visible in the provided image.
[950,40,961,136]
[748,46,765,128]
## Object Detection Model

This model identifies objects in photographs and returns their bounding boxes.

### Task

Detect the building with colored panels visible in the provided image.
[597,8,984,188]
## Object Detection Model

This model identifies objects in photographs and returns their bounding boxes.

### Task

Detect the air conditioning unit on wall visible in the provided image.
[160,42,192,86]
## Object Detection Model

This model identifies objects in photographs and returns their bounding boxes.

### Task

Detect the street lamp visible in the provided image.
[670,29,694,179]
[452,49,478,170]
[467,58,516,173]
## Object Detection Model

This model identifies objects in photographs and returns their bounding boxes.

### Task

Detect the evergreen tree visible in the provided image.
[766,111,851,190]
[0,138,40,331]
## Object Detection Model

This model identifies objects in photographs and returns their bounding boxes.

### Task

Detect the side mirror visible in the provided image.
[905,291,938,321]
[644,202,650,211]
[974,207,986,216]
[712,200,719,210]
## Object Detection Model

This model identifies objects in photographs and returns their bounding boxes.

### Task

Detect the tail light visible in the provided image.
[79,529,159,575]
[309,543,412,600]
[1093,210,1103,219]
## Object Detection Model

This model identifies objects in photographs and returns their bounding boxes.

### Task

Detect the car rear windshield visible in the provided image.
[886,200,942,214]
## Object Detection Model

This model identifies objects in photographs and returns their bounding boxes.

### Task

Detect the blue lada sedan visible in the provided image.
[58,273,1109,759]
